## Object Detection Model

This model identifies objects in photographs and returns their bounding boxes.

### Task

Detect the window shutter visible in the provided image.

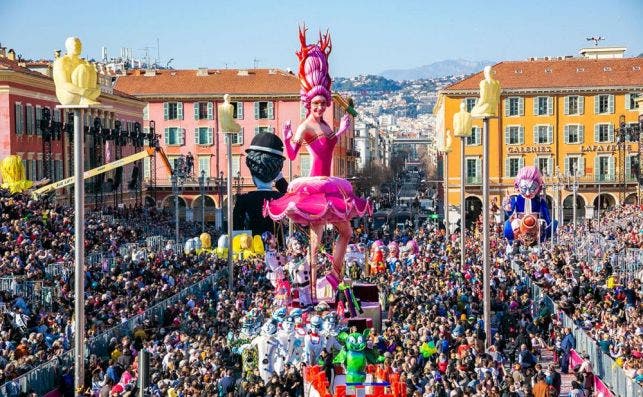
[519,126,524,144]
[237,102,244,119]
[547,97,553,115]
[254,126,260,136]
[609,156,615,180]
[476,158,481,180]
[254,102,260,119]
[547,125,553,143]
[533,125,538,144]
[194,128,200,145]
[578,96,584,115]
[207,128,213,144]
[594,95,600,114]
[519,157,525,169]
[164,127,170,144]
[177,102,184,120]
[548,157,553,176]
[578,125,584,143]
[578,157,585,176]
[476,127,482,145]
[608,94,614,114]
[505,158,510,177]
[504,99,509,117]
[564,157,570,175]
[533,97,539,115]
[564,96,569,115]
[163,102,169,120]
[518,97,524,116]
[268,101,274,120]
[594,124,599,143]
[179,128,185,145]
[625,94,631,110]
[608,124,614,142]
[594,156,600,181]
[564,125,570,144]
[143,105,149,120]
[194,103,199,120]
[207,102,214,120]
[625,155,631,178]
[504,127,510,144]
[239,127,244,145]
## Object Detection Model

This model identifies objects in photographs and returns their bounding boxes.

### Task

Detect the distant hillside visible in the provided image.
[333,75,402,92]
[380,59,495,81]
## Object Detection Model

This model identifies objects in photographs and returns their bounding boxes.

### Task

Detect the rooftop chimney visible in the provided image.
[196,68,208,76]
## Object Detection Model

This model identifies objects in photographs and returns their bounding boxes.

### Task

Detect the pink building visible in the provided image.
[0,48,145,208]
[114,68,358,216]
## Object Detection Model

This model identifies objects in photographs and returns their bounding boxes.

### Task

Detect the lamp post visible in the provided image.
[453,101,473,273]
[215,171,225,231]
[438,139,452,240]
[234,171,244,196]
[615,115,641,205]
[199,170,210,233]
[171,174,183,243]
[565,167,580,234]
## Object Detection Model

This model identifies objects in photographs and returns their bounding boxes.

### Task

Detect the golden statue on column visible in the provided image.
[52,37,100,106]
[453,101,473,137]
[219,94,242,133]
[470,66,500,118]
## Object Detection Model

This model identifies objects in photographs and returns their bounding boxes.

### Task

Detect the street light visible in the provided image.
[615,115,641,204]
[214,171,225,231]
[199,170,210,233]
[564,166,580,233]
[234,171,244,196]
[171,174,183,243]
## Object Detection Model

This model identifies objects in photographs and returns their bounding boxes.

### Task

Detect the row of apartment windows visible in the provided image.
[163,126,276,146]
[463,154,639,181]
[161,101,275,121]
[464,93,640,117]
[464,122,635,146]
[19,158,64,181]
[14,103,62,135]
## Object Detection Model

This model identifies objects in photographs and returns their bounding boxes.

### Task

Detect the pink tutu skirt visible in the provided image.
[263,176,372,225]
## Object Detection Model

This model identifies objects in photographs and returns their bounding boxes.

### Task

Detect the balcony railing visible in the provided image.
[462,172,639,187]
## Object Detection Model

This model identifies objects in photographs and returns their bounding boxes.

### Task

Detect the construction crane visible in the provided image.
[31,146,173,199]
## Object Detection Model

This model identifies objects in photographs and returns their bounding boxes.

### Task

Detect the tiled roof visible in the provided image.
[0,57,51,80]
[444,57,643,92]
[114,68,301,97]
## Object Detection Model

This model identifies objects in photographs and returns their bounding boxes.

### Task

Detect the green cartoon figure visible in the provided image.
[332,329,384,384]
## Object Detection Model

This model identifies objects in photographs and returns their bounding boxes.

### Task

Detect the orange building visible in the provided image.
[435,51,642,226]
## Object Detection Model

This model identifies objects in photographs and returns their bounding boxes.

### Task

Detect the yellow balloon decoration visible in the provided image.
[1,155,33,194]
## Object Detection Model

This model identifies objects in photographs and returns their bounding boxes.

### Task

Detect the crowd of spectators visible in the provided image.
[1,182,641,397]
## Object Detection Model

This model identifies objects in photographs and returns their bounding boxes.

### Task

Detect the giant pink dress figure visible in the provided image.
[263,26,372,295]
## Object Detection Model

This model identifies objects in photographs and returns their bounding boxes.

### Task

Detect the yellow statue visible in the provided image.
[453,101,473,137]
[438,130,453,153]
[52,37,100,106]
[200,233,212,250]
[0,156,33,193]
[470,66,500,118]
[218,94,241,133]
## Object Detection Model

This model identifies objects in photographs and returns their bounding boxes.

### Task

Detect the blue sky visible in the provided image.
[1,0,641,77]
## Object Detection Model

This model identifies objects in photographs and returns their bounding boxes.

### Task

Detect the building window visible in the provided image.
[53,109,62,123]
[534,96,552,116]
[465,98,477,113]
[594,94,614,114]
[164,127,184,146]
[564,124,584,144]
[232,155,240,176]
[594,155,614,181]
[594,123,613,143]
[300,154,311,177]
[466,157,481,183]
[533,125,552,144]
[198,156,210,177]
[626,154,639,181]
[626,93,640,110]
[232,102,244,119]
[506,157,523,178]
[14,103,24,135]
[194,127,213,145]
[564,156,584,176]
[194,102,213,120]
[143,104,149,120]
[505,97,524,117]
[254,101,274,119]
[504,126,524,145]
[536,157,552,177]
[465,127,481,146]
[254,126,274,135]
[164,102,183,120]
[565,95,584,115]
[25,105,35,134]
[230,128,244,145]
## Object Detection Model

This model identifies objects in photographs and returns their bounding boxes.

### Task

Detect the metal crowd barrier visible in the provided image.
[0,270,223,396]
[511,260,643,397]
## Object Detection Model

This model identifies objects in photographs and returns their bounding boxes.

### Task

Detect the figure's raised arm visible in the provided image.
[283,121,302,161]
[335,114,351,139]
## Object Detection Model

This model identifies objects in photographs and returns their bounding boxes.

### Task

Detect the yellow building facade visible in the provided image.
[435,55,642,225]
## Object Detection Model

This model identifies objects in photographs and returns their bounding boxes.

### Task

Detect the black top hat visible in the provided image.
[245,132,285,159]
